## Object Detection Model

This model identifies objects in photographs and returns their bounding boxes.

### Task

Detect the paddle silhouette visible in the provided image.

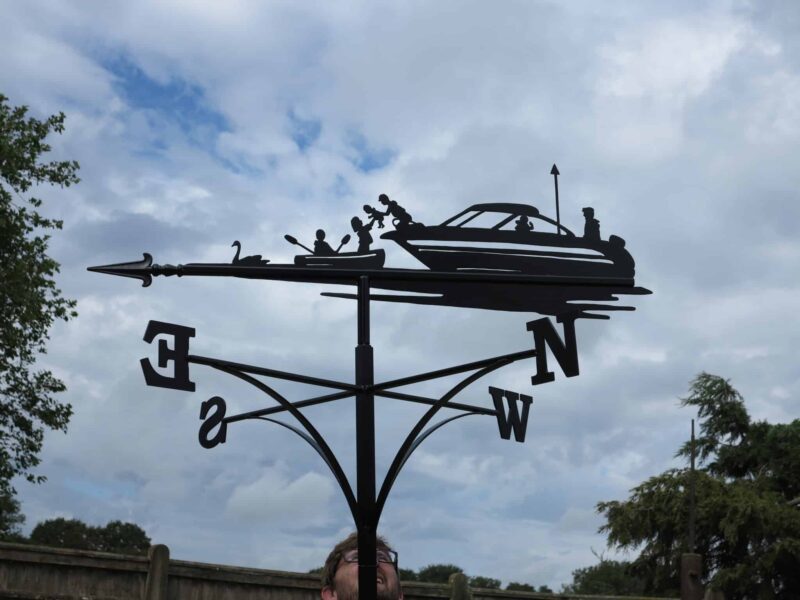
[285,233,351,255]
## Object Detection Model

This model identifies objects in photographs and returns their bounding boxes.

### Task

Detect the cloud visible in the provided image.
[3,0,799,591]
[592,15,750,161]
[226,465,335,525]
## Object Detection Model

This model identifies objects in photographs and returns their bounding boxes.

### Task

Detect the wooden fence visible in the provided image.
[0,541,677,600]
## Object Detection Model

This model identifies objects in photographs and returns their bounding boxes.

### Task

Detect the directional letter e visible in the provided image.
[140,320,196,391]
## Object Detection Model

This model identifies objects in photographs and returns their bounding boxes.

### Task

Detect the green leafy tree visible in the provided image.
[597,373,800,599]
[562,559,645,596]
[0,488,26,541]
[536,585,552,593]
[468,575,500,589]
[30,517,94,550]
[30,518,150,555]
[505,582,535,592]
[96,520,151,555]
[0,94,79,497]
[398,568,418,581]
[417,564,463,584]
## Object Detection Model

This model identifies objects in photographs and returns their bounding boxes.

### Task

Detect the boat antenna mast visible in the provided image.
[550,163,561,235]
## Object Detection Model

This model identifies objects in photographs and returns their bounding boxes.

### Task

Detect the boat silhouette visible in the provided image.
[380,203,635,284]
[293,249,386,269]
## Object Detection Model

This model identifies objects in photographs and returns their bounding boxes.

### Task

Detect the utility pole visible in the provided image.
[681,419,703,600]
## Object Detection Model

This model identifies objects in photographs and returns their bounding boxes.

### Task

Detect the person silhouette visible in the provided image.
[313,229,336,256]
[582,207,600,241]
[351,216,374,253]
[378,193,415,229]
[515,215,534,232]
[363,204,385,228]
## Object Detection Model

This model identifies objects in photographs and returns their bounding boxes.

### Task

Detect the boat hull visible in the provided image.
[382,227,634,280]
[293,249,386,269]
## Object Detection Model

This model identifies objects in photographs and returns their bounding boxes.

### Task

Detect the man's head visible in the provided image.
[378,194,389,205]
[582,207,594,218]
[320,532,403,600]
[316,229,326,241]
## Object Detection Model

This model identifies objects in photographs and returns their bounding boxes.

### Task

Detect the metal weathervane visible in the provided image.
[89,165,650,600]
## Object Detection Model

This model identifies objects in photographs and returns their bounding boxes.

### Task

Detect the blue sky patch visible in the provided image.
[288,110,322,151]
[63,476,139,501]
[100,53,230,147]
[346,130,395,173]
[330,174,352,198]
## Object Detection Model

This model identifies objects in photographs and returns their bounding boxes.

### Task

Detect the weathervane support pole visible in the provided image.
[356,275,377,600]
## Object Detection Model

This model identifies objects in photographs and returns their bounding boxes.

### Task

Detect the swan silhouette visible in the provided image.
[231,241,269,266]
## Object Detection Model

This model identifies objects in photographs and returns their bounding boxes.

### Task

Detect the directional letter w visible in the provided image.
[489,387,533,443]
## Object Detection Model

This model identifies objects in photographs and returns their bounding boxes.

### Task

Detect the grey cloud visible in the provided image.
[4,0,799,592]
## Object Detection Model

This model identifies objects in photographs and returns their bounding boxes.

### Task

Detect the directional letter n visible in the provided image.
[489,386,533,443]
[526,316,579,386]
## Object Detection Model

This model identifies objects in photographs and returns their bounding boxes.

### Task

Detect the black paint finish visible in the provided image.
[89,167,651,600]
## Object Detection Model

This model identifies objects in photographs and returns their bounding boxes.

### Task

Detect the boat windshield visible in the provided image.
[448,210,530,230]
[443,208,575,236]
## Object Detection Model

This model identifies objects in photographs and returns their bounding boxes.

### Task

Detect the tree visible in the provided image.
[417,564,463,583]
[0,94,78,497]
[468,576,501,589]
[398,568,418,581]
[97,520,151,555]
[0,488,25,541]
[505,582,535,591]
[597,373,800,599]
[29,518,150,555]
[562,559,645,596]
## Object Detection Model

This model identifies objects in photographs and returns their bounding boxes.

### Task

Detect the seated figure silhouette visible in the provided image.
[363,204,385,228]
[378,193,417,229]
[515,215,534,232]
[351,216,374,253]
[313,229,336,256]
[582,207,600,241]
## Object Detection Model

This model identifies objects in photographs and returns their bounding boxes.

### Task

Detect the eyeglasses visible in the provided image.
[341,548,398,568]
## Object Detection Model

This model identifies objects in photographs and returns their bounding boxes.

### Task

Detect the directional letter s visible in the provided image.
[140,320,196,391]
[489,386,533,443]
[199,396,227,449]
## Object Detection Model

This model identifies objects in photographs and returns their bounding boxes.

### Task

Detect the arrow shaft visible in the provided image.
[553,172,560,235]
[90,259,635,287]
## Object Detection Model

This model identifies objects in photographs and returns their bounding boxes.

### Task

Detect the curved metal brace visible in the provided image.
[253,417,356,514]
[376,357,516,521]
[212,364,358,524]
[395,412,481,476]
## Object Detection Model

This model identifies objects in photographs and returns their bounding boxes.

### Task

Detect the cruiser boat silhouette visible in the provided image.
[380,203,635,284]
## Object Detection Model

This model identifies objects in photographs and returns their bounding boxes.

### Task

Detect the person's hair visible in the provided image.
[321,532,394,589]
[316,229,326,239]
[378,194,389,204]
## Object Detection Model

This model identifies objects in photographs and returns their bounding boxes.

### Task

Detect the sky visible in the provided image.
[2,0,799,591]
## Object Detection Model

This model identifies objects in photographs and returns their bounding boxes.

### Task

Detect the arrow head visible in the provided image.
[550,164,560,176]
[88,253,154,287]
